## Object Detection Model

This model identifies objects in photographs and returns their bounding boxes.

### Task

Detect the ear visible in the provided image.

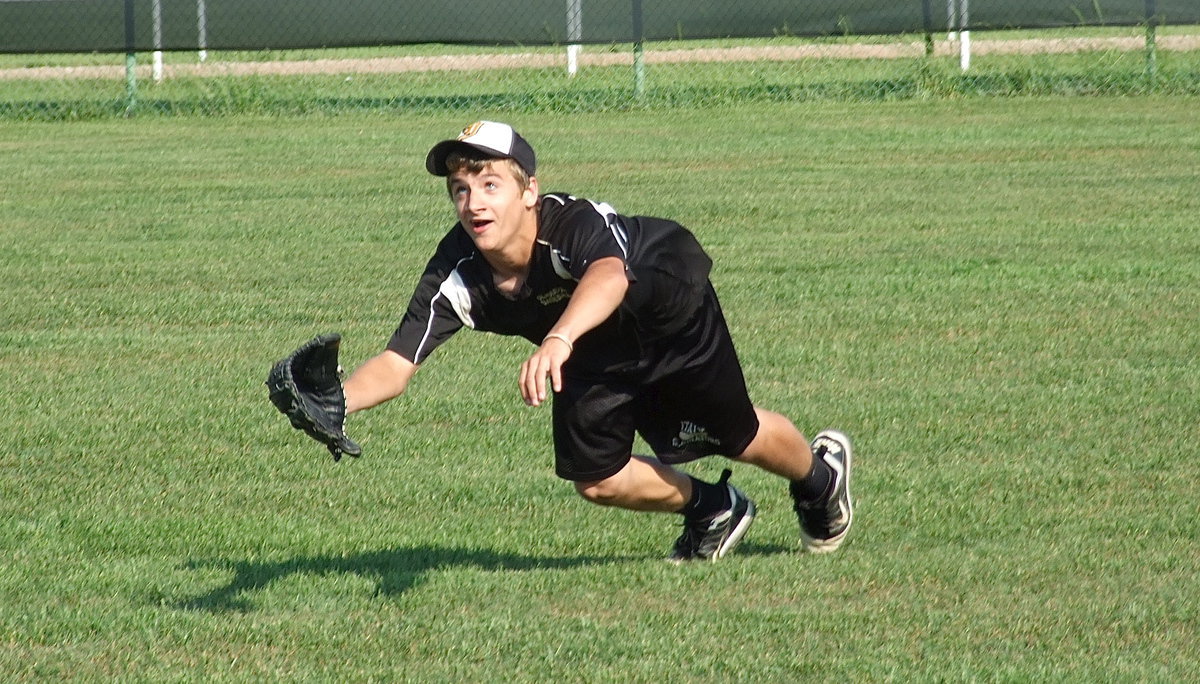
[522,176,540,208]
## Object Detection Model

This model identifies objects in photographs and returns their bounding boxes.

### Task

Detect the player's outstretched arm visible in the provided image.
[520,256,628,406]
[344,350,417,415]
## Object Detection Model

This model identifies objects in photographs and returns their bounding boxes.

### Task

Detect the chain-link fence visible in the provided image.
[2,1,1198,119]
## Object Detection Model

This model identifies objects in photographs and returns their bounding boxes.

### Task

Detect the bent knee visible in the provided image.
[574,477,624,506]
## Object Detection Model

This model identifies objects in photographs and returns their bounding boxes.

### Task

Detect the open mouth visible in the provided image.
[470,218,493,234]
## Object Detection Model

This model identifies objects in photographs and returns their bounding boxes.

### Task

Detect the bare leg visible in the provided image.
[735,407,813,480]
[574,455,692,512]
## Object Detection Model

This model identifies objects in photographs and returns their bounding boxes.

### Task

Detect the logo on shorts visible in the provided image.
[672,421,721,450]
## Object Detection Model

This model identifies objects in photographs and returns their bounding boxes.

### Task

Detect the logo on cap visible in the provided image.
[458,122,485,140]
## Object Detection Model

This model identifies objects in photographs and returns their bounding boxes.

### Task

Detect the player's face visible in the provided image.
[449,162,538,255]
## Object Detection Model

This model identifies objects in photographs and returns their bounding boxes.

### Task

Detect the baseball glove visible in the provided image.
[266,332,362,461]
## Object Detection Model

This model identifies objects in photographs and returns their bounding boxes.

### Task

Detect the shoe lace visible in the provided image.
[673,521,703,555]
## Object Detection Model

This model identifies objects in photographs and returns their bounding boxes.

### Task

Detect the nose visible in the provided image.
[465,188,485,213]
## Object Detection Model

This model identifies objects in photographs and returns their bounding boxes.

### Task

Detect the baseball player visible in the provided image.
[290,121,854,562]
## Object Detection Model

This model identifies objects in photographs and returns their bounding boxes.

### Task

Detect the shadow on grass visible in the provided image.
[173,545,626,612]
[736,540,796,558]
[173,540,797,612]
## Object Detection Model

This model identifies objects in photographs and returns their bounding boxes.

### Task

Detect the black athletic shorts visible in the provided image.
[552,284,760,482]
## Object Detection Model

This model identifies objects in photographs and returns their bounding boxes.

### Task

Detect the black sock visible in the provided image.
[792,454,833,503]
[679,475,731,519]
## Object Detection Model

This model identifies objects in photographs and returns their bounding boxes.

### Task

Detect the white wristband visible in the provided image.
[542,333,574,353]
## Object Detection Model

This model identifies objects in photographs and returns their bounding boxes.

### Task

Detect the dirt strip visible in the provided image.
[2,35,1197,81]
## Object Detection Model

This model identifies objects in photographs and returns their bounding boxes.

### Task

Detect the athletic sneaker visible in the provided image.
[792,430,854,553]
[669,469,757,563]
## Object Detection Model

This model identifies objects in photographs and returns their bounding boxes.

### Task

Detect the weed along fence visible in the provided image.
[2,0,1199,117]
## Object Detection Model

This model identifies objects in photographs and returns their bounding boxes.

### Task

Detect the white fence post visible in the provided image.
[152,0,163,81]
[959,0,971,71]
[567,0,582,76]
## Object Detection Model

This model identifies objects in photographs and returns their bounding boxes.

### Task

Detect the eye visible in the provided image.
[484,181,498,191]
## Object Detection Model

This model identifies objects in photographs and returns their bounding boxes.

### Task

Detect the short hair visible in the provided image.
[444,150,532,196]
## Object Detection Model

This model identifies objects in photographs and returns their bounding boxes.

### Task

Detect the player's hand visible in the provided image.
[519,334,573,406]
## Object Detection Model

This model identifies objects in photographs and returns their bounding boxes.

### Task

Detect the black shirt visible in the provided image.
[387,193,712,372]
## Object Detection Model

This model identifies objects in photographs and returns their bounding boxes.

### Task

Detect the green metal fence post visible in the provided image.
[125,54,137,115]
[124,0,137,115]
[922,0,935,57]
[1145,0,1158,84]
[632,0,645,100]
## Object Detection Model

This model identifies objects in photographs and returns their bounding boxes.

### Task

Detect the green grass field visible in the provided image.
[2,97,1198,680]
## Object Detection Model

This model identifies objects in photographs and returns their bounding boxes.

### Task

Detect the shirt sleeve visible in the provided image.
[544,195,634,281]
[385,232,476,365]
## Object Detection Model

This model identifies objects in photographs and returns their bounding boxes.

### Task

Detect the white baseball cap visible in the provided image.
[425,120,537,177]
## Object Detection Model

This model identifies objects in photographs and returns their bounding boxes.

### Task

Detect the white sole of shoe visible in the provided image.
[713,498,757,560]
[801,430,853,554]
